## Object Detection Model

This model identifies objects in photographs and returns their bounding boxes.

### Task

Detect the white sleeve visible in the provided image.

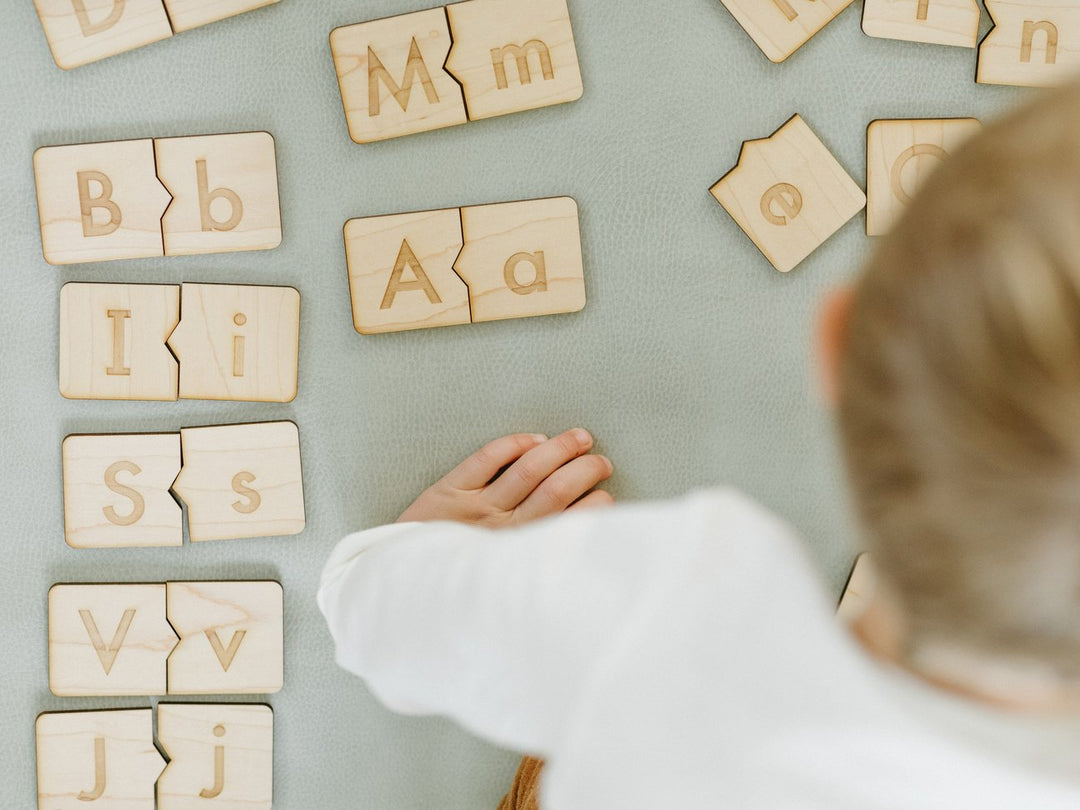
[316,492,720,755]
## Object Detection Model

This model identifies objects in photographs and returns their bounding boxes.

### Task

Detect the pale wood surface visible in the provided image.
[35,139,170,265]
[710,115,866,273]
[166,581,284,694]
[445,0,583,121]
[33,0,173,70]
[866,118,981,236]
[59,283,180,401]
[62,433,183,549]
[862,0,981,48]
[157,704,273,810]
[837,553,877,622]
[331,8,468,144]
[167,284,300,402]
[49,584,177,696]
[978,2,1080,87]
[36,709,166,810]
[172,421,306,542]
[163,0,279,33]
[346,208,470,334]
[718,0,856,63]
[156,132,282,256]
[456,197,585,323]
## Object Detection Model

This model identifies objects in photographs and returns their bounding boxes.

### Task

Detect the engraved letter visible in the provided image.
[368,39,440,116]
[760,183,803,226]
[490,41,555,89]
[77,171,122,238]
[73,0,126,37]
[1021,20,1058,64]
[197,160,243,232]
[103,461,145,526]
[504,251,548,295]
[231,472,261,514]
[232,313,247,377]
[200,725,227,799]
[105,309,131,376]
[79,609,136,675]
[917,0,929,21]
[771,0,812,23]
[206,629,247,672]
[380,240,442,309]
[890,143,949,205]
[78,737,107,802]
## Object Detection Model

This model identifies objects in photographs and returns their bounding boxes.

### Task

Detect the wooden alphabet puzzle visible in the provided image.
[331,0,582,143]
[718,0,857,63]
[862,0,981,48]
[837,553,876,621]
[35,132,281,265]
[346,197,585,333]
[866,118,981,236]
[162,0,278,33]
[979,1,1080,87]
[710,115,866,273]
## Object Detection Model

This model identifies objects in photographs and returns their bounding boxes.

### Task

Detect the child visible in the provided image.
[319,84,1080,808]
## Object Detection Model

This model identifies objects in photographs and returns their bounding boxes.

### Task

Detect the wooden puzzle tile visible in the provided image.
[155,132,282,256]
[62,433,183,549]
[166,284,299,402]
[718,0,856,63]
[34,139,171,265]
[33,0,173,70]
[162,0,279,33]
[710,115,866,273]
[166,581,283,694]
[157,704,273,810]
[456,197,586,323]
[330,8,469,144]
[59,283,180,401]
[862,0,981,48]
[172,421,305,542]
[345,208,470,334]
[837,553,877,622]
[36,709,166,810]
[445,0,583,122]
[49,584,177,696]
[978,1,1080,87]
[866,118,981,236]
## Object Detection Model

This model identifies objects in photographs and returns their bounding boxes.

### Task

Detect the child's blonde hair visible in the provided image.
[839,84,1080,681]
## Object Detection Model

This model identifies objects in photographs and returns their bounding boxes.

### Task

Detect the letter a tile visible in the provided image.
[866,118,981,236]
[172,421,305,542]
[49,584,177,696]
[331,8,469,143]
[710,115,866,273]
[62,433,183,549]
[36,709,165,810]
[862,0,981,48]
[162,0,279,33]
[33,0,173,70]
[59,283,180,401]
[978,1,1080,87]
[34,140,171,265]
[157,704,273,810]
[166,581,283,694]
[445,0,583,121]
[345,208,470,334]
[718,0,856,62]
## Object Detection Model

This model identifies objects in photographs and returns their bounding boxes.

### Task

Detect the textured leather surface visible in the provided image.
[0,0,1024,807]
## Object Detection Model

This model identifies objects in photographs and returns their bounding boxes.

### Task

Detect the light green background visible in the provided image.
[0,1,1024,807]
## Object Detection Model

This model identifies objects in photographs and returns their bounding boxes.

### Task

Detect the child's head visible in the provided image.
[836,84,1080,690]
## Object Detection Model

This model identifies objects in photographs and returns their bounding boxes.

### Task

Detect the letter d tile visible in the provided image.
[33,0,173,70]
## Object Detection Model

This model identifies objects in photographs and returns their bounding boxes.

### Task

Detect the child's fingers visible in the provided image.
[443,433,548,490]
[485,429,594,510]
[567,490,616,511]
[513,454,613,522]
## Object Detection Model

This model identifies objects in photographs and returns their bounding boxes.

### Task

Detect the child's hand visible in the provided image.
[397,430,614,527]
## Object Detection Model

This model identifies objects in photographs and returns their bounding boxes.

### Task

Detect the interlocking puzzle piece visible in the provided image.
[157,704,273,810]
[345,207,471,334]
[59,283,180,401]
[718,0,856,63]
[36,709,166,810]
[167,581,284,694]
[978,1,1080,87]
[457,197,586,323]
[33,0,173,70]
[172,422,305,542]
[866,118,981,236]
[49,584,177,696]
[445,0,583,121]
[331,8,468,144]
[837,553,876,622]
[162,0,279,33]
[156,132,282,256]
[167,284,300,402]
[710,115,866,273]
[862,0,981,48]
[62,433,183,549]
[35,139,171,265]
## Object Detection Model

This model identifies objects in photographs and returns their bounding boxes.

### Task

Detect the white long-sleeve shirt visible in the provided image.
[318,489,1080,808]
